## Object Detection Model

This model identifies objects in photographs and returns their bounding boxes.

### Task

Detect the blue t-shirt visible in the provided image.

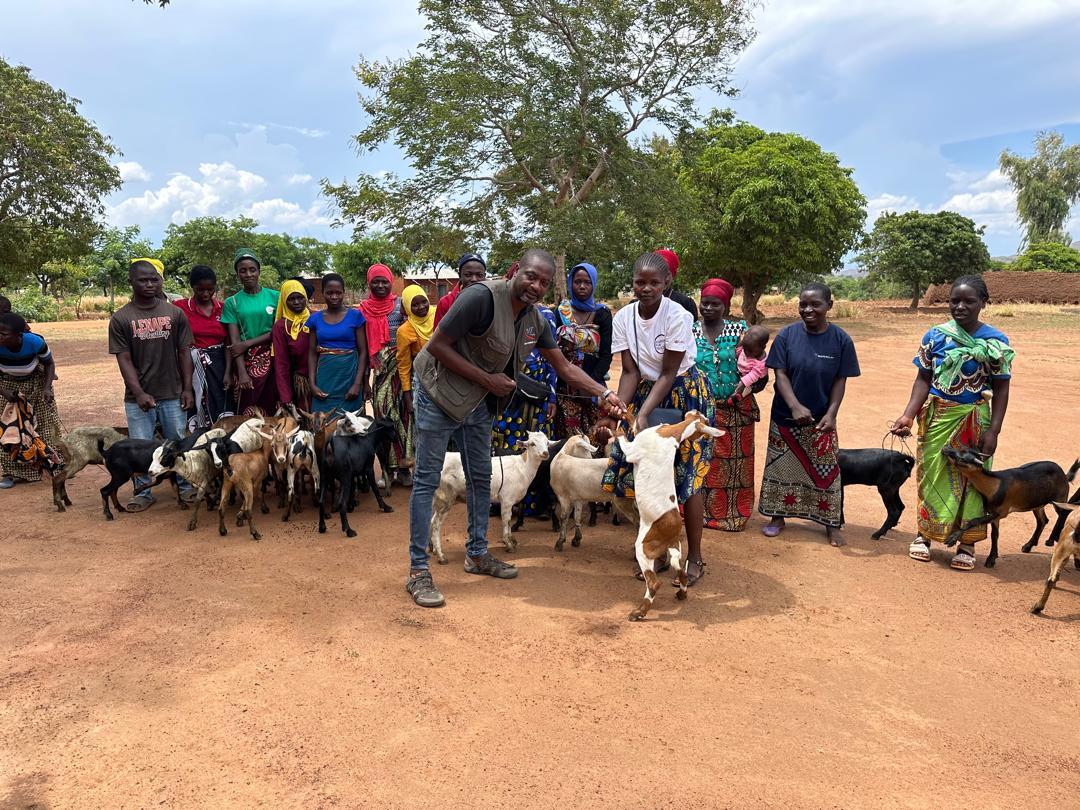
[766,322,860,426]
[914,323,1011,404]
[308,309,366,351]
[0,331,51,376]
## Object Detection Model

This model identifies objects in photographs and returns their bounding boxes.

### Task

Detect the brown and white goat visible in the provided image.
[213,429,274,541]
[617,412,723,622]
[1031,502,1080,615]
[940,447,1075,568]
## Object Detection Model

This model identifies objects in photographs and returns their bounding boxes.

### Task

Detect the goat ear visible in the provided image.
[257,428,274,439]
[617,436,635,459]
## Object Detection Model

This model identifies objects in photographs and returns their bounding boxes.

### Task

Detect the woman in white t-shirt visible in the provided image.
[598,252,715,586]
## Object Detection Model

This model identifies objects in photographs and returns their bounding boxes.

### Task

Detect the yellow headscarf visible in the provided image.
[132,257,165,277]
[274,279,311,341]
[402,284,435,344]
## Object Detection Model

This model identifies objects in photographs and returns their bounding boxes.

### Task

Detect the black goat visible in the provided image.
[318,417,399,537]
[838,449,915,539]
[940,447,1074,568]
[98,437,164,520]
[1045,459,1080,547]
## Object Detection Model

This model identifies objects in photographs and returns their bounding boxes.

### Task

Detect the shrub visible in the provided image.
[1009,241,1080,273]
[9,288,60,322]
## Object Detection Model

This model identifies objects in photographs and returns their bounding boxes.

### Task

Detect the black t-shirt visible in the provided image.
[666,288,699,321]
[439,283,557,349]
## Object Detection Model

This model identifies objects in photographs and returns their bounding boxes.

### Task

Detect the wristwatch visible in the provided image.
[601,389,616,401]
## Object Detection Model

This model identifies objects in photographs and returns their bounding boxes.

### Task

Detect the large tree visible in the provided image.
[159,216,259,293]
[324,0,754,299]
[1000,131,1080,248]
[857,210,990,308]
[0,58,121,287]
[673,115,866,321]
[84,226,154,312]
[329,236,413,294]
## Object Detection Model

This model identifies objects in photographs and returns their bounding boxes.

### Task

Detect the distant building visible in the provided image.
[392,267,459,302]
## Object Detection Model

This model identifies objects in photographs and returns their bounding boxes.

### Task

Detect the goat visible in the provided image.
[1045,459,1080,547]
[428,431,551,564]
[837,449,915,539]
[225,417,269,453]
[940,446,1074,568]
[282,428,319,521]
[98,437,164,520]
[263,416,299,509]
[509,437,568,533]
[51,426,125,511]
[617,412,723,621]
[318,417,398,537]
[214,429,274,541]
[550,434,638,551]
[147,429,226,530]
[1031,502,1080,615]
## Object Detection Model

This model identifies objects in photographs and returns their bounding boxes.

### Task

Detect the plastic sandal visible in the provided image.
[909,537,931,561]
[951,546,976,570]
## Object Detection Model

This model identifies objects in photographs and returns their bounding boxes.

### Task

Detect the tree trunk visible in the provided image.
[910,283,920,310]
[553,251,567,303]
[740,274,764,324]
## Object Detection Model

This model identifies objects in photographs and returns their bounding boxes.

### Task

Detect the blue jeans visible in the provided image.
[124,399,193,497]
[408,382,492,571]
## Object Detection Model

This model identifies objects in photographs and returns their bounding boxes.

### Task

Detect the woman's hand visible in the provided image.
[345,383,361,401]
[600,390,626,418]
[43,385,55,404]
[816,412,836,434]
[229,341,248,359]
[594,416,617,435]
[546,402,556,421]
[979,429,999,457]
[790,403,814,425]
[0,387,17,403]
[312,387,329,400]
[890,415,914,437]
[235,370,253,391]
[635,412,650,434]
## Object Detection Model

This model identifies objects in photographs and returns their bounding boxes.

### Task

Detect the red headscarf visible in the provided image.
[654,249,679,280]
[700,278,734,307]
[357,264,398,360]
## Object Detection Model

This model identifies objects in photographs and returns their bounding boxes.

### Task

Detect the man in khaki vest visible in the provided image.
[407,249,626,607]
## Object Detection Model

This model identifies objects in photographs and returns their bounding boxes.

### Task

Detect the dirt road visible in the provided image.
[2,311,1079,809]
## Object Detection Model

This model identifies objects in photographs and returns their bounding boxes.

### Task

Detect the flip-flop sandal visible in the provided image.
[909,538,931,561]
[950,547,976,570]
[762,524,783,537]
[673,560,706,587]
[0,477,15,490]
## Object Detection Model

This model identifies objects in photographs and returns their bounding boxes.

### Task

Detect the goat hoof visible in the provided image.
[56,504,66,513]
[1031,604,1044,615]
[318,526,326,534]
[984,558,996,569]
[260,505,270,514]
[380,505,393,513]
[63,496,72,506]
[437,557,448,565]
[871,531,884,540]
[346,529,357,538]
[628,612,644,622]
[219,527,227,536]
[104,513,114,521]
[676,589,688,600]
[251,533,261,542]
[1021,544,1034,553]
[187,522,197,532]
[572,535,581,547]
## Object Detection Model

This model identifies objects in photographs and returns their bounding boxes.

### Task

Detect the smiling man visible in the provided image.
[406,248,626,607]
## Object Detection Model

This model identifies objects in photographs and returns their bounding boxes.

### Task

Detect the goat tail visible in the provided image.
[1067,458,1080,484]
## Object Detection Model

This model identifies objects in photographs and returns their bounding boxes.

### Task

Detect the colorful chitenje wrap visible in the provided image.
[553,262,608,438]
[365,264,412,469]
[759,421,843,528]
[695,278,759,531]
[0,392,62,476]
[915,319,1015,543]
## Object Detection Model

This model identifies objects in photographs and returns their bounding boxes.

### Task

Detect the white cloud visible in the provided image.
[108,161,267,225]
[865,192,919,225]
[286,173,313,186]
[243,198,331,229]
[230,121,328,139]
[116,161,151,183]
[938,169,1018,234]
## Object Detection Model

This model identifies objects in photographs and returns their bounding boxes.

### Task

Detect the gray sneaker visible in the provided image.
[406,571,445,607]
[464,552,518,579]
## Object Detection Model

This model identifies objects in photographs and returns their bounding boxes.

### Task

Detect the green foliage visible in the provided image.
[1008,240,1080,272]
[0,58,121,287]
[999,131,1080,247]
[83,226,154,312]
[329,236,412,294]
[672,113,866,322]
[10,287,60,322]
[325,0,755,298]
[856,210,990,308]
[819,274,908,301]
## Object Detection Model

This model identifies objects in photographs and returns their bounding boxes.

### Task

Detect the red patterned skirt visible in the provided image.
[702,394,759,531]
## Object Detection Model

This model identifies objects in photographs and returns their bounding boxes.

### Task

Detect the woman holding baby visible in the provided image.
[694,278,770,531]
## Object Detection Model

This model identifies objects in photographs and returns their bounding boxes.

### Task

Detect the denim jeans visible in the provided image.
[408,382,492,571]
[124,398,193,496]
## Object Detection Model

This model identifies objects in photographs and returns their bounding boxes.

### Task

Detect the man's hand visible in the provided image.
[485,372,517,398]
[180,388,194,411]
[223,370,233,389]
[43,384,55,403]
[135,392,157,412]
[0,387,17,403]
[600,390,626,418]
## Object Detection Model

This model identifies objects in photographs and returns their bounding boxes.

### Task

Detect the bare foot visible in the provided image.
[827,527,845,547]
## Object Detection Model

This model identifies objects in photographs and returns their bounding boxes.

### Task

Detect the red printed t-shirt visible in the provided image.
[108,300,193,402]
[174,297,226,349]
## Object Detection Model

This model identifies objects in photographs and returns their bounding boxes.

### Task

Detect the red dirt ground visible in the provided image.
[2,310,1079,809]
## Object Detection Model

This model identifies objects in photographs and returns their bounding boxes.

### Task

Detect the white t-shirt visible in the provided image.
[611,297,696,380]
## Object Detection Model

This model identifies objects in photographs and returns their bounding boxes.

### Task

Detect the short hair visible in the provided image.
[189,265,216,287]
[289,276,316,298]
[0,312,27,333]
[519,248,556,273]
[800,281,833,302]
[951,274,989,302]
[129,259,159,278]
[0,295,10,312]
[320,272,345,291]
[634,252,671,277]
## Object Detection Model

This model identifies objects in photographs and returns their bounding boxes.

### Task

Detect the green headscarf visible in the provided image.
[233,248,260,270]
[934,319,1015,389]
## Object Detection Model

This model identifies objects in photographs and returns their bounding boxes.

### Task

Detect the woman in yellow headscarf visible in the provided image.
[271,278,313,410]
[394,284,435,481]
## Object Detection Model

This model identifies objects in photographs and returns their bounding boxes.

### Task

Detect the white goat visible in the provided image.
[428,431,551,564]
[147,428,226,531]
[228,417,269,453]
[283,428,319,520]
[617,412,723,622]
[549,434,637,551]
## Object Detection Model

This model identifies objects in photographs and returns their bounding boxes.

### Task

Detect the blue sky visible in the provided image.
[5,0,1080,259]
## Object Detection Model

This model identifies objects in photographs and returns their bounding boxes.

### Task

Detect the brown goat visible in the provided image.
[940,447,1073,568]
[216,429,274,541]
[1031,503,1080,615]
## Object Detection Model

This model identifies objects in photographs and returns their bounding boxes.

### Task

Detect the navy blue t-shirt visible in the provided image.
[766,322,860,426]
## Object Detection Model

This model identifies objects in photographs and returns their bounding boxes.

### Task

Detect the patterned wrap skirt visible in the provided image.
[702,393,759,531]
[235,344,278,417]
[0,366,64,482]
[601,365,714,504]
[372,344,413,469]
[758,420,843,528]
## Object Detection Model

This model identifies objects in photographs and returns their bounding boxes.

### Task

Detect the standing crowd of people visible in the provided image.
[0,250,1013,607]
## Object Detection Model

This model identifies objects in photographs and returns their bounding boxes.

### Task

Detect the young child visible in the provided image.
[732,324,770,399]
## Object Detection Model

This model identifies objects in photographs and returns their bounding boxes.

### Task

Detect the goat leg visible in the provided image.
[671,543,688,601]
[367,461,393,513]
[945,514,994,547]
[218,478,232,536]
[1032,535,1076,614]
[1021,507,1049,554]
[629,549,658,622]
[186,494,203,532]
[985,520,1000,568]
[571,502,583,547]
[555,500,573,551]
[501,508,515,552]
[338,478,357,538]
[588,502,597,527]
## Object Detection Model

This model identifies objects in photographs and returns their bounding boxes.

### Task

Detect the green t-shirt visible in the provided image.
[220,287,280,341]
